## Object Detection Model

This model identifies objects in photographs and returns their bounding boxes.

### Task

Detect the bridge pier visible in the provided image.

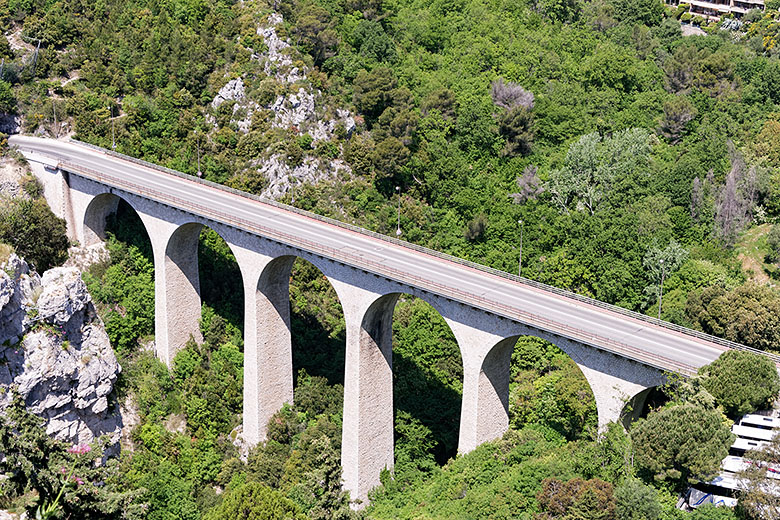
[337,287,397,506]
[236,253,295,446]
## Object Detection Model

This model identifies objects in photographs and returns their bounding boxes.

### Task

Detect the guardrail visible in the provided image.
[54,156,700,375]
[22,138,780,371]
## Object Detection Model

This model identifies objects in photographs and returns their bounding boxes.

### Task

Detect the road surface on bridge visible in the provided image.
[12,135,769,375]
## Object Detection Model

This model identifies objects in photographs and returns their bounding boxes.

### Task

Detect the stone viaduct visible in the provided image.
[16,137,743,505]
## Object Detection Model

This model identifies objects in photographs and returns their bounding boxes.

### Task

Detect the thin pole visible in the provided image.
[53,101,57,138]
[395,186,402,237]
[110,105,116,150]
[518,219,524,276]
[196,133,202,177]
[658,259,666,320]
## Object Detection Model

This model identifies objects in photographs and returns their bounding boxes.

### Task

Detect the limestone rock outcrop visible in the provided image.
[209,12,355,200]
[0,254,122,449]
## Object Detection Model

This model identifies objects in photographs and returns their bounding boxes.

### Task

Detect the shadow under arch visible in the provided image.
[83,192,149,249]
[360,292,464,465]
[163,221,245,349]
[254,254,347,386]
[621,385,665,430]
[481,334,598,442]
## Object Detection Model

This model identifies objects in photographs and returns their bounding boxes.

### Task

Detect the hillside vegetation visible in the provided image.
[2,0,780,518]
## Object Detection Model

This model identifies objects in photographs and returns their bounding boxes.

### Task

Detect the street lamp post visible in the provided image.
[110,105,116,150]
[395,186,402,237]
[658,258,666,320]
[196,132,202,177]
[518,219,524,276]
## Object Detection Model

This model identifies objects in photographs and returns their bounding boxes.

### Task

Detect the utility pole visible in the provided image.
[518,219,524,277]
[110,105,116,150]
[658,258,666,320]
[53,100,58,138]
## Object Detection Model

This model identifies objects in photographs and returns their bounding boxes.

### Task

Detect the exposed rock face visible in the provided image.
[210,12,355,200]
[0,254,122,450]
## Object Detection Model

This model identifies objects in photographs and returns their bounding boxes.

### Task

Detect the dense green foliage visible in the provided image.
[0,179,68,271]
[700,350,780,418]
[631,404,734,487]
[202,482,307,520]
[3,0,780,516]
[0,395,145,519]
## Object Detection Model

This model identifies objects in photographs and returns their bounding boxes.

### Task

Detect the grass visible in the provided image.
[734,223,773,284]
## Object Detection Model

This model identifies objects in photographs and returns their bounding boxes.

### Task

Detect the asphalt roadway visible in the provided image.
[11,135,763,375]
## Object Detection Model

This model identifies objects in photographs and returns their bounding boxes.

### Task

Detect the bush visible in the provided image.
[0,197,68,271]
[680,12,693,22]
[203,482,307,520]
[766,225,780,264]
[675,3,690,18]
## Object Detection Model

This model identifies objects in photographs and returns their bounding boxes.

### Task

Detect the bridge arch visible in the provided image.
[82,191,149,247]
[476,335,598,441]
[471,329,667,449]
[158,221,245,365]
[243,253,347,445]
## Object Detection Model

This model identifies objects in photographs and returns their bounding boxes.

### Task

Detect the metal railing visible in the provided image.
[43,139,780,370]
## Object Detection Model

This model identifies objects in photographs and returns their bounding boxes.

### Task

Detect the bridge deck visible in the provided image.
[11,135,780,375]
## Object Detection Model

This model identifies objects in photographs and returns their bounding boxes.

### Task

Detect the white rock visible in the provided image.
[212,77,246,109]
[0,257,122,451]
[37,268,90,326]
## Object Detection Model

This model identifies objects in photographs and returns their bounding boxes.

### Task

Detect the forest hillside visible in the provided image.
[2,0,780,518]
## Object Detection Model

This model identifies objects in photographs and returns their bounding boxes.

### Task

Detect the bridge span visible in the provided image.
[10,135,773,504]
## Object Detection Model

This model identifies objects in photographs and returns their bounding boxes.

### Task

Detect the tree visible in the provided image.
[714,145,765,246]
[700,350,780,418]
[610,0,664,25]
[766,225,780,264]
[631,404,734,487]
[615,478,661,520]
[685,284,780,352]
[737,434,780,520]
[292,5,339,66]
[492,79,535,156]
[497,106,534,156]
[353,67,397,122]
[491,79,535,111]
[659,95,697,144]
[203,482,307,520]
[536,478,617,520]
[546,128,654,214]
[352,19,396,62]
[0,197,68,271]
[510,165,545,204]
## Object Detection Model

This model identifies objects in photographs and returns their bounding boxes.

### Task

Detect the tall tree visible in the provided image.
[631,404,734,487]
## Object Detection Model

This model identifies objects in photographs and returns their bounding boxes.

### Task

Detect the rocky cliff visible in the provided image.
[0,253,122,450]
[210,12,354,200]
